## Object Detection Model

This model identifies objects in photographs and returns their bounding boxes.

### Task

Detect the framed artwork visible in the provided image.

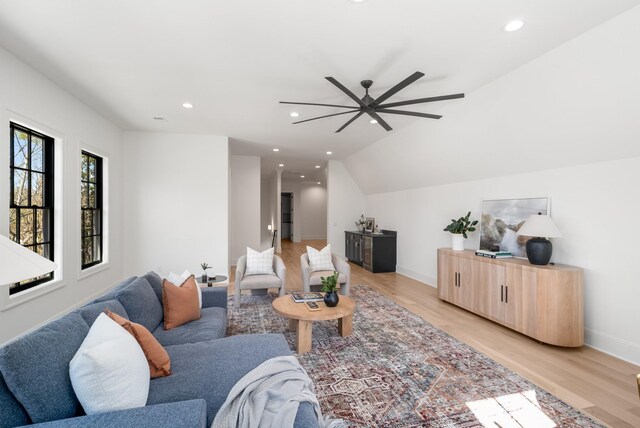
[479,197,549,257]
[364,217,375,233]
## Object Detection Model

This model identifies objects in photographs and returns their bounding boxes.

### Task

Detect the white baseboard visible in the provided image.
[395,265,436,288]
[584,328,640,365]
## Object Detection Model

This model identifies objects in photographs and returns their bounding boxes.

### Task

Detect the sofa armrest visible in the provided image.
[274,255,287,295]
[332,254,351,296]
[201,286,229,310]
[300,254,311,292]
[30,399,207,428]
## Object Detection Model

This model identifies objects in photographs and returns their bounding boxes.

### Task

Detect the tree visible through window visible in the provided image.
[81,151,103,269]
[9,122,55,294]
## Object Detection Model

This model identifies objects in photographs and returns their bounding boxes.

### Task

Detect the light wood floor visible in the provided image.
[230,240,640,427]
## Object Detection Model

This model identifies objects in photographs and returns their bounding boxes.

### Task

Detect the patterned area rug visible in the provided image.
[227,285,602,427]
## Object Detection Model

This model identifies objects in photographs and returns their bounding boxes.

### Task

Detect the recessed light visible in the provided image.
[152,116,166,121]
[370,119,378,124]
[326,151,333,155]
[504,20,524,32]
[315,165,320,169]
[351,0,367,2]
[273,148,280,152]
[182,102,194,109]
[317,182,321,185]
[278,163,284,167]
[300,175,305,178]
[289,112,299,117]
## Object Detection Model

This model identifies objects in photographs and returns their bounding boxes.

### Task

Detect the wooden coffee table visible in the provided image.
[272,295,355,354]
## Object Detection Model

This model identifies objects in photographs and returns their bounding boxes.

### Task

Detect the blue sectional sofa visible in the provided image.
[0,272,320,427]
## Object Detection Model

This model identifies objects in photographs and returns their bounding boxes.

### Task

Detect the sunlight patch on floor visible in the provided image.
[466,390,556,428]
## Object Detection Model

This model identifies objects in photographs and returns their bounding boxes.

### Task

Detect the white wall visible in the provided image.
[339,8,640,364]
[230,155,261,262]
[326,160,365,257]
[122,132,229,278]
[0,46,124,344]
[365,157,640,364]
[301,184,327,240]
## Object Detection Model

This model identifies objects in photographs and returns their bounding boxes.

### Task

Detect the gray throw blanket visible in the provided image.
[211,356,346,428]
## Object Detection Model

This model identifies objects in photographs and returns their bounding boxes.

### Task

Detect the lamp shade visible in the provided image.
[517,214,563,238]
[0,234,57,285]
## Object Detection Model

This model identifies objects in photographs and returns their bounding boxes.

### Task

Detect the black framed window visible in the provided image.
[9,122,55,294]
[81,151,103,269]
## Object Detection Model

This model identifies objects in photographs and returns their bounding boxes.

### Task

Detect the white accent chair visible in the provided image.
[300,253,351,296]
[234,255,286,307]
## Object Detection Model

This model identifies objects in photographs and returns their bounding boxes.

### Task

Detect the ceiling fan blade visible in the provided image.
[336,111,365,133]
[279,101,359,110]
[293,110,358,125]
[366,110,393,131]
[371,71,425,107]
[377,93,465,109]
[325,77,367,107]
[377,108,442,120]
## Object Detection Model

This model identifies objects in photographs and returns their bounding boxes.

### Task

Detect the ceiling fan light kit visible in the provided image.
[280,71,464,132]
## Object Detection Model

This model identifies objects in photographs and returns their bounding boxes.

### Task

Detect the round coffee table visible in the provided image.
[272,295,355,354]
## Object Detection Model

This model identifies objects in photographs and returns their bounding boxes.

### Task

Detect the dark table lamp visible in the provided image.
[516,214,562,265]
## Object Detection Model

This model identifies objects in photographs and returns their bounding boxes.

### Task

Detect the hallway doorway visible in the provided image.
[281,192,293,241]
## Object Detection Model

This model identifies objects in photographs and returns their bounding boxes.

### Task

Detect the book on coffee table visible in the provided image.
[290,292,324,302]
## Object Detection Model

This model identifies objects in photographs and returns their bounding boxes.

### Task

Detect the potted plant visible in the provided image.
[321,271,340,307]
[200,262,211,282]
[354,214,366,233]
[443,211,478,251]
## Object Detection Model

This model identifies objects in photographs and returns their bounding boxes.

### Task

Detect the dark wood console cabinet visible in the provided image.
[345,230,397,273]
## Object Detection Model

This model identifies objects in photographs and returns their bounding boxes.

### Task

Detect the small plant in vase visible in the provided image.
[200,263,211,282]
[443,211,478,251]
[321,271,340,307]
[355,214,366,232]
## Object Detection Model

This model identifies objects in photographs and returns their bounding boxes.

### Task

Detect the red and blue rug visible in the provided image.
[227,285,603,427]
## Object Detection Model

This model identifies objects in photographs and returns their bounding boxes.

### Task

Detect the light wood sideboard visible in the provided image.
[437,248,584,347]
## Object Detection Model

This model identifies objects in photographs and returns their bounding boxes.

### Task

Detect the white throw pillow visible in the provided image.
[69,313,150,415]
[307,244,335,272]
[245,247,275,275]
[166,270,203,308]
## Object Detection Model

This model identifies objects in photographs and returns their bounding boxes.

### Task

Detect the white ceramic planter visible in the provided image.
[451,234,465,251]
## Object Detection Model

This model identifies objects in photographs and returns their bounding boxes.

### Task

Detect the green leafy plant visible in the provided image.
[200,262,211,271]
[443,211,478,239]
[321,271,339,293]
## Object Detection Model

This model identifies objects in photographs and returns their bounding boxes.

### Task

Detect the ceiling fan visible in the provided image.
[280,71,464,133]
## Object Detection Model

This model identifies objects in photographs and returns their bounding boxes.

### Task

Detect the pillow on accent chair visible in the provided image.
[166,270,203,308]
[245,247,275,275]
[106,310,171,378]
[307,244,335,272]
[69,313,150,415]
[162,275,201,330]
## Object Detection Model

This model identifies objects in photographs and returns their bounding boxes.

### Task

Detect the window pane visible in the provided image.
[81,182,88,208]
[9,208,17,241]
[82,210,93,237]
[92,210,101,235]
[81,154,89,181]
[13,169,29,206]
[31,136,44,172]
[31,172,45,206]
[88,183,96,208]
[82,237,93,266]
[19,210,34,245]
[35,209,50,243]
[88,157,96,182]
[13,130,28,168]
[93,236,101,262]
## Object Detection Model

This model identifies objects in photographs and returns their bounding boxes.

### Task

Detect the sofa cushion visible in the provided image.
[239,273,281,289]
[147,334,292,426]
[116,277,163,332]
[162,276,200,330]
[79,299,129,327]
[309,271,346,286]
[153,307,226,346]
[0,312,89,423]
[143,271,164,305]
[0,373,30,428]
[90,276,137,305]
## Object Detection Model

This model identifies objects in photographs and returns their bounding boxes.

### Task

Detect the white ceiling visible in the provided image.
[0,0,638,166]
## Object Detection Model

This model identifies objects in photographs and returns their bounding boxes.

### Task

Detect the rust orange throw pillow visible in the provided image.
[105,310,171,378]
[162,275,201,330]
